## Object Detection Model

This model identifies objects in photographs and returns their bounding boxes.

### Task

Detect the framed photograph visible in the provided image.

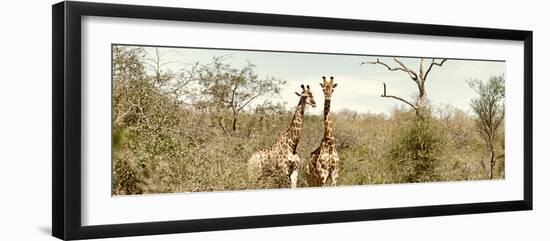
[52,1,533,240]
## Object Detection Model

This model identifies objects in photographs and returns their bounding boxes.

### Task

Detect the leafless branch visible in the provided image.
[380,83,417,110]
[363,58,419,82]
[419,58,425,79]
[392,58,419,81]
[236,92,263,112]
[423,58,447,82]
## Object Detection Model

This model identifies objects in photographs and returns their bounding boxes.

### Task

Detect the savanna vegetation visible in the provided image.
[112,46,505,195]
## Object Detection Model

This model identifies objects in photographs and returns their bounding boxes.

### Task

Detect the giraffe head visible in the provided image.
[295,84,316,108]
[320,76,338,99]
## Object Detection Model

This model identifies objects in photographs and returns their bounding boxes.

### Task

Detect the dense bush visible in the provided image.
[387,117,443,183]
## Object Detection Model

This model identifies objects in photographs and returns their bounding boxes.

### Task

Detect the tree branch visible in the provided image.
[380,83,417,110]
[392,58,419,81]
[363,58,419,82]
[419,58,425,79]
[423,58,447,82]
[236,92,263,112]
[382,95,417,110]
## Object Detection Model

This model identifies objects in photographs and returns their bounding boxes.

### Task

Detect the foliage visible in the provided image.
[386,115,443,183]
[112,46,194,194]
[468,75,505,179]
[196,56,286,132]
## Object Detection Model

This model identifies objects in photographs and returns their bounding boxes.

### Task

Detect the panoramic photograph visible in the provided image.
[111,44,505,195]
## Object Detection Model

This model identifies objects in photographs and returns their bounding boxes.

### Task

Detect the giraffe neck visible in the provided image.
[287,97,306,152]
[323,97,335,144]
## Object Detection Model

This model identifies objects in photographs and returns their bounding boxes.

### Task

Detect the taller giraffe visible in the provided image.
[247,84,316,188]
[307,76,340,187]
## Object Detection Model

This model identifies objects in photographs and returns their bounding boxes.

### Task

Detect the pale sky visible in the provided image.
[120,45,505,116]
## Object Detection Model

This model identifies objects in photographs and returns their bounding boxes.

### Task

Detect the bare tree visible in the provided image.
[363,57,447,118]
[468,75,505,179]
[143,48,177,85]
[142,48,199,103]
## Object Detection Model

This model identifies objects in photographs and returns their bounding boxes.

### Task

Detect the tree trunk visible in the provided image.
[489,148,496,179]
[232,112,238,131]
[415,94,429,119]
[217,116,228,134]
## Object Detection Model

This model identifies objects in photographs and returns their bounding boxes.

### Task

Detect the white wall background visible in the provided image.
[0,0,547,240]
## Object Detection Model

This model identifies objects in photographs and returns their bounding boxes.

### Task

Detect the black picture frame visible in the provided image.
[52,1,533,240]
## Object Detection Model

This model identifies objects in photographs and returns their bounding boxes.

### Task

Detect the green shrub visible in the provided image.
[388,117,443,183]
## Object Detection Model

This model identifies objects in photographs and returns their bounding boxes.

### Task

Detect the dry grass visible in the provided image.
[113,105,504,195]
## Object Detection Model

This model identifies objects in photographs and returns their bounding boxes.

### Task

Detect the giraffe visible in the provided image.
[307,76,340,187]
[247,84,316,188]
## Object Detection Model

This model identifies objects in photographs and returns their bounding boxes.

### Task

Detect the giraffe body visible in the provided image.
[248,85,316,188]
[307,77,340,187]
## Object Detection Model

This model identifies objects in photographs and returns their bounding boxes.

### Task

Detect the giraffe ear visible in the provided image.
[295,92,301,97]
[333,83,338,88]
[320,83,324,88]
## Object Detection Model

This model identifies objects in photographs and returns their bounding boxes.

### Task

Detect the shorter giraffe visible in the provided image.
[248,84,316,188]
[307,76,340,187]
